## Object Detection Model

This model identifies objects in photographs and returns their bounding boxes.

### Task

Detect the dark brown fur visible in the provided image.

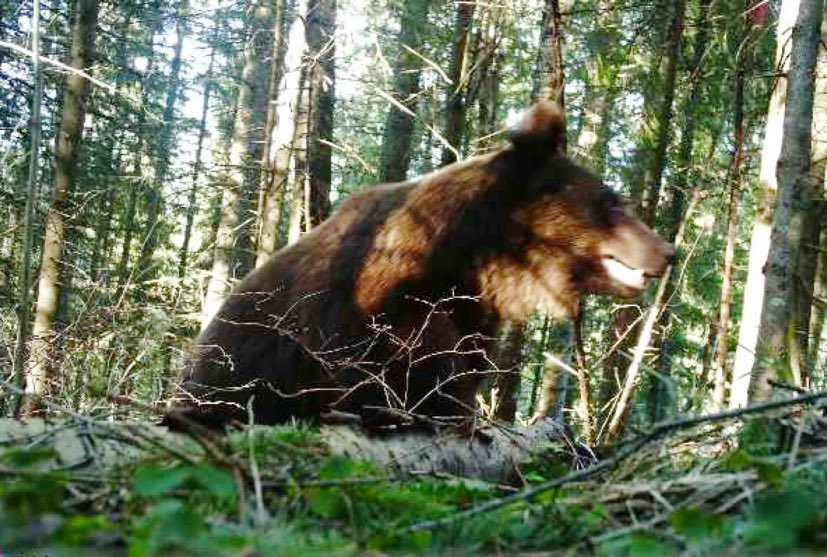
[169,102,674,427]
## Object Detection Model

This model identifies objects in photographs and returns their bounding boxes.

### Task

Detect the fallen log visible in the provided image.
[0,417,587,485]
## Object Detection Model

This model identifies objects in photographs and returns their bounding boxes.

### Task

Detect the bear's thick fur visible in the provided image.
[170,102,674,427]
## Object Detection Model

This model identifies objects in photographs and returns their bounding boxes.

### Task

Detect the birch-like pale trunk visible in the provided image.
[730,0,799,408]
[800,8,827,376]
[201,0,273,327]
[750,0,823,402]
[287,68,310,245]
[256,0,307,265]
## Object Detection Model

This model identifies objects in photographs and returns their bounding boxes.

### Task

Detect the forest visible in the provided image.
[2,0,827,554]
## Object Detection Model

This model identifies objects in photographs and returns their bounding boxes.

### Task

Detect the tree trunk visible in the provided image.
[730,0,800,409]
[491,321,526,423]
[305,0,336,228]
[135,0,188,293]
[20,0,99,414]
[574,1,616,174]
[116,26,158,293]
[11,0,44,413]
[751,0,823,401]
[287,68,310,245]
[201,0,274,327]
[440,1,475,166]
[800,8,827,376]
[178,37,217,279]
[601,0,686,425]
[519,0,573,427]
[532,0,568,109]
[712,9,752,410]
[255,0,304,266]
[379,0,433,182]
[650,0,715,420]
[641,0,686,225]
[529,323,573,425]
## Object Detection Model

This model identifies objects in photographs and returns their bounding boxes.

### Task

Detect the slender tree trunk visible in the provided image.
[440,1,475,166]
[476,48,501,152]
[751,0,823,401]
[712,11,753,410]
[601,0,686,424]
[532,0,568,109]
[490,321,525,423]
[518,0,575,427]
[202,0,274,327]
[574,0,616,174]
[642,0,686,225]
[255,0,303,266]
[288,68,310,245]
[529,323,573,424]
[10,0,44,413]
[305,0,335,228]
[527,316,551,416]
[178,39,217,279]
[20,0,99,414]
[379,0,433,181]
[801,8,827,375]
[649,0,715,421]
[135,0,188,293]
[116,25,158,293]
[89,182,115,281]
[116,160,141,290]
[731,0,800,408]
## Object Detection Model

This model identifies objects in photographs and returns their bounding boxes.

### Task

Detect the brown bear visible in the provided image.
[169,101,674,428]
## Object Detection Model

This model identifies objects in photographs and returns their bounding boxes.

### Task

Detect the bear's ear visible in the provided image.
[508,101,566,156]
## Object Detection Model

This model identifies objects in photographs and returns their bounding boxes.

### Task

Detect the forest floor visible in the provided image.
[1,393,826,556]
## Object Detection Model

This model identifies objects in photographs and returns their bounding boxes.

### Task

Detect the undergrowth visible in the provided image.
[1,416,826,556]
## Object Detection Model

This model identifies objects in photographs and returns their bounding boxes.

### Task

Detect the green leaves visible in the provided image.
[133,465,192,498]
[669,507,725,541]
[132,462,237,502]
[743,487,824,551]
[128,462,239,556]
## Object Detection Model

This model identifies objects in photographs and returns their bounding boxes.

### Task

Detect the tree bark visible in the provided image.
[440,1,475,166]
[532,0,568,110]
[641,0,686,226]
[116,25,159,293]
[256,0,307,264]
[287,68,310,245]
[800,7,827,376]
[379,0,433,182]
[601,0,686,425]
[135,0,188,293]
[649,0,715,420]
[11,0,44,413]
[520,0,573,427]
[731,0,800,408]
[202,0,274,327]
[178,37,217,279]
[712,8,752,410]
[751,0,823,402]
[305,0,336,228]
[21,0,99,414]
[491,321,526,423]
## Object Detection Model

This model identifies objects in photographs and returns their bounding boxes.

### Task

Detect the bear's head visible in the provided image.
[479,102,675,319]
